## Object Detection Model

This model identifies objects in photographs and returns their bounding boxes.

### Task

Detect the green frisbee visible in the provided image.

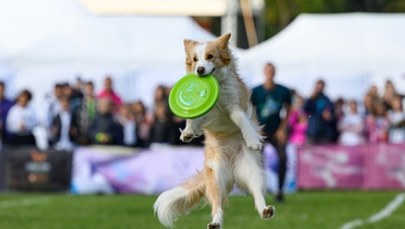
[169,73,220,119]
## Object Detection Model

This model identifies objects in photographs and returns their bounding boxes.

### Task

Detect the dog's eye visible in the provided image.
[193,57,198,62]
[206,54,214,60]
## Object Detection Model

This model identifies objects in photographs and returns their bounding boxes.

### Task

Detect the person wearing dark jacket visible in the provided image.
[90,98,123,145]
[49,96,79,150]
[304,79,338,144]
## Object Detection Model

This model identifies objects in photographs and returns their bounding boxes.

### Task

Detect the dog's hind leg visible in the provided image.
[203,151,231,229]
[234,147,276,219]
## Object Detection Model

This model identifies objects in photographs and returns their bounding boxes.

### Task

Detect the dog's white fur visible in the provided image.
[153,33,275,229]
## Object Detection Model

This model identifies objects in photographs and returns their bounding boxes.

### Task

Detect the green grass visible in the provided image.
[0,191,404,229]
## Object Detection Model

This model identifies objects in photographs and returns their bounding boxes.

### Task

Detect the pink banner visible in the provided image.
[297,144,405,190]
[364,144,405,189]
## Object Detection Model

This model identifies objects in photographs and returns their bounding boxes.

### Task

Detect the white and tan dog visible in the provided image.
[154,33,275,229]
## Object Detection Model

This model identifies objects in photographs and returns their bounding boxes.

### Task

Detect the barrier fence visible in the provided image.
[1,143,404,193]
[297,143,405,190]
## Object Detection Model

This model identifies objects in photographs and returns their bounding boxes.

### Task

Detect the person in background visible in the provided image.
[90,98,123,145]
[387,96,405,143]
[251,62,292,202]
[367,84,380,101]
[97,76,123,112]
[149,101,171,144]
[6,90,37,145]
[382,80,401,110]
[365,100,390,143]
[76,81,97,145]
[288,94,308,146]
[304,79,338,144]
[132,100,151,147]
[118,103,137,147]
[338,100,365,146]
[70,77,84,109]
[49,96,79,151]
[0,81,13,142]
[362,93,375,117]
[154,85,168,106]
[45,83,64,129]
[334,97,345,122]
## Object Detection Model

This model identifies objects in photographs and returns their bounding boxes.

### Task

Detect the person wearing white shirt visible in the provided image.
[118,104,137,146]
[6,90,37,145]
[338,100,365,146]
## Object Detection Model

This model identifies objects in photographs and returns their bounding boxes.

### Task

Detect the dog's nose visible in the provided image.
[196,66,205,75]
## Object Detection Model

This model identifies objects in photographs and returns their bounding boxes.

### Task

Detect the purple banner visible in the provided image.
[71,144,297,194]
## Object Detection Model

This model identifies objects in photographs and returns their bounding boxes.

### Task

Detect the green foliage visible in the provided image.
[264,0,405,38]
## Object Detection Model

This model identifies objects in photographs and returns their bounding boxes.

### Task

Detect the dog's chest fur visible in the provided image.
[200,68,248,134]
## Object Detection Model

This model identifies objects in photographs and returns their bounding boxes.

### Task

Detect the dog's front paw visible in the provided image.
[207,223,221,229]
[243,132,264,151]
[180,131,194,142]
[246,135,263,151]
[179,128,198,142]
[247,141,263,151]
[262,205,276,219]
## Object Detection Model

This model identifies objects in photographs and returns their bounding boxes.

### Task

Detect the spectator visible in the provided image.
[251,62,292,202]
[71,77,84,108]
[76,81,97,145]
[365,101,390,143]
[382,80,401,110]
[45,83,64,128]
[90,98,123,145]
[338,100,365,146]
[288,94,308,146]
[49,96,79,151]
[0,81,13,141]
[387,96,405,143]
[367,84,380,101]
[304,79,338,144]
[149,102,171,144]
[334,97,345,122]
[362,93,374,117]
[97,76,123,112]
[154,85,168,105]
[118,104,137,147]
[6,90,37,145]
[132,100,151,147]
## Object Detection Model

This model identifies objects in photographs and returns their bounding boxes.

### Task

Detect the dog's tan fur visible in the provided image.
[154,34,275,229]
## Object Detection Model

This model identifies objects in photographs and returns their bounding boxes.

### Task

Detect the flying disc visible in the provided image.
[169,73,219,119]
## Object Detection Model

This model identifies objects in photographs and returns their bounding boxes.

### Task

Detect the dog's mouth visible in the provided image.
[198,68,216,77]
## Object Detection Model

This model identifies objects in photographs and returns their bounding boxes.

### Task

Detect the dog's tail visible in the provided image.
[153,172,205,228]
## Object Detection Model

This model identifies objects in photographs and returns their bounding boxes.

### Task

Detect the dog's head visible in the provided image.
[183,33,232,76]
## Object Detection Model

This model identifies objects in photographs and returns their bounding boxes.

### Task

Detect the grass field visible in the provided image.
[0,191,404,229]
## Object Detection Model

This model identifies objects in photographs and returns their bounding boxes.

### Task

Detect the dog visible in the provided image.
[153,33,275,229]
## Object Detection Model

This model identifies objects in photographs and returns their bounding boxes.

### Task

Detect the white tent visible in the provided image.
[241,13,405,100]
[0,0,217,119]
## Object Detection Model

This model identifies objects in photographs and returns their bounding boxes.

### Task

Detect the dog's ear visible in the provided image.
[183,39,198,50]
[216,33,231,45]
[183,39,198,73]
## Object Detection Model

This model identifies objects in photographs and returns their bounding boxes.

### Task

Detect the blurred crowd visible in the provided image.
[288,79,405,146]
[0,75,404,152]
[0,76,202,151]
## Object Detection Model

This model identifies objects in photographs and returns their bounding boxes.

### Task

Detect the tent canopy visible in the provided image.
[242,13,405,100]
[0,0,219,113]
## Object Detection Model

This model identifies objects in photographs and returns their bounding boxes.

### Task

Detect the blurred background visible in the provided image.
[0,1,405,229]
